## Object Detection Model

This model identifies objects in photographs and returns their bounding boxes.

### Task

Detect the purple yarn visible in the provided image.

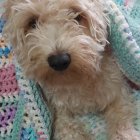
[0,106,17,128]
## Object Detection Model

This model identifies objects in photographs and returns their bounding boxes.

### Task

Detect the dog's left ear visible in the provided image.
[75,0,109,46]
[87,0,109,46]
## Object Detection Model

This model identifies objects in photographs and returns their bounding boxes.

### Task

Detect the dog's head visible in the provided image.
[4,0,109,87]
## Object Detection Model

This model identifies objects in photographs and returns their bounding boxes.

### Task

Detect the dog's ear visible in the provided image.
[3,0,23,19]
[73,0,109,46]
[86,0,109,46]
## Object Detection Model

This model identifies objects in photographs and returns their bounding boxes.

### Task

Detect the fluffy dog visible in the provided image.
[3,0,140,139]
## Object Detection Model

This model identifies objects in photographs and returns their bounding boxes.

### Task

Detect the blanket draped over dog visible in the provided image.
[0,0,140,139]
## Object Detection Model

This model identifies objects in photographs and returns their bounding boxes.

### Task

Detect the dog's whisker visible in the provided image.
[25,32,35,38]
[28,45,40,59]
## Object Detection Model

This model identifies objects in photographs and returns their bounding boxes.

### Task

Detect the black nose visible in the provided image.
[48,53,71,71]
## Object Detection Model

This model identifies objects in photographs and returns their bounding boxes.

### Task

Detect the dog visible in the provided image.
[3,0,140,139]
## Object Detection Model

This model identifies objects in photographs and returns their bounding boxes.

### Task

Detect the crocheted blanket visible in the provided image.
[0,25,51,140]
[0,0,140,140]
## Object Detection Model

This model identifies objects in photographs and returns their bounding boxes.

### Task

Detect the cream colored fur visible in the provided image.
[3,0,140,139]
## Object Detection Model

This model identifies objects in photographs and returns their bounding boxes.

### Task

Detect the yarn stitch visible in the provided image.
[108,0,140,85]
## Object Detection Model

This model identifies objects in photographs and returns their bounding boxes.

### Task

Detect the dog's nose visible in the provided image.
[48,53,71,71]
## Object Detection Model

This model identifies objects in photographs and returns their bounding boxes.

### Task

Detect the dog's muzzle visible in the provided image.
[48,53,71,71]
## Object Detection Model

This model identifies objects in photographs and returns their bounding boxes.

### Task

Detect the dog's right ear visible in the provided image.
[3,0,23,19]
[3,0,25,48]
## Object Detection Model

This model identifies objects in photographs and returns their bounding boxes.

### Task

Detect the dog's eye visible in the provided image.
[74,14,83,23]
[28,18,37,29]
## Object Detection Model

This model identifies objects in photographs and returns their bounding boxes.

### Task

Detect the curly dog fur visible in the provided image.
[3,0,140,139]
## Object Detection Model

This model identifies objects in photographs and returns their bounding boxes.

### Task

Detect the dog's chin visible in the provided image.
[39,65,98,89]
[45,73,83,87]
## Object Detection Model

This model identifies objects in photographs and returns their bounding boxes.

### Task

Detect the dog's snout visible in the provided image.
[48,53,71,71]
